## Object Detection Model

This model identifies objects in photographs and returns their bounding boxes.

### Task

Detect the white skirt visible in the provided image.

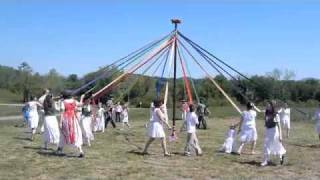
[263,127,286,156]
[239,126,257,143]
[222,137,235,153]
[28,113,39,129]
[43,116,60,145]
[122,116,129,123]
[81,116,94,141]
[147,121,165,138]
[281,117,290,129]
[94,117,105,132]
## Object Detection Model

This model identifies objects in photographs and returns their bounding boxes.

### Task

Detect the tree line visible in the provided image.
[0,62,319,107]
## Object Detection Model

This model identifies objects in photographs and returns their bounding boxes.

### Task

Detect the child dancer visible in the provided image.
[94,102,105,133]
[279,103,291,138]
[121,104,131,130]
[261,101,286,166]
[220,124,237,154]
[183,104,202,156]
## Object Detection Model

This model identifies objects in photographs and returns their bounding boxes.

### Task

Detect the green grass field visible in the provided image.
[1,107,320,179]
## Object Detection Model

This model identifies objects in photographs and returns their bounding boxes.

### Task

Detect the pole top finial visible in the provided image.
[171,19,181,24]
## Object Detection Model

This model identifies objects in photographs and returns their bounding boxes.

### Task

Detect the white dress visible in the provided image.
[221,129,236,153]
[28,101,39,129]
[59,99,83,148]
[94,108,105,132]
[43,115,60,145]
[122,109,129,123]
[81,105,94,142]
[147,108,166,138]
[279,108,291,129]
[263,114,286,156]
[314,109,320,134]
[239,110,257,143]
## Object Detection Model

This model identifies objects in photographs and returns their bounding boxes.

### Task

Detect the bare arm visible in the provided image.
[156,109,171,128]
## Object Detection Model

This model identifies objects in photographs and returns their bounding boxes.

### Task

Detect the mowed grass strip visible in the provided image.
[0,107,320,179]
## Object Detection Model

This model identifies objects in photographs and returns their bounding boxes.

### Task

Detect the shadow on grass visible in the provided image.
[13,137,31,141]
[236,160,278,167]
[127,150,145,156]
[23,146,42,150]
[37,150,82,158]
[289,143,320,148]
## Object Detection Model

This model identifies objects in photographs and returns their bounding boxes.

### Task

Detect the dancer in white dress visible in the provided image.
[121,104,131,130]
[261,101,286,166]
[237,102,258,155]
[94,102,105,133]
[28,96,42,141]
[143,99,171,156]
[220,124,237,154]
[183,104,202,156]
[57,92,84,158]
[279,103,291,138]
[314,103,320,140]
[42,94,60,149]
[81,99,94,146]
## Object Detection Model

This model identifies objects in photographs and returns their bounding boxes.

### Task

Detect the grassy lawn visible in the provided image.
[0,107,320,179]
[0,105,22,117]
[0,89,21,103]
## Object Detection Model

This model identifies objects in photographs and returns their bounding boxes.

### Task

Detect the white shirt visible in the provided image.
[279,108,290,121]
[115,105,123,113]
[186,112,199,133]
[241,110,257,129]
[28,101,39,116]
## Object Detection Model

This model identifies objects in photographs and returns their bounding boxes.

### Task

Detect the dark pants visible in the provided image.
[115,112,121,122]
[197,116,207,129]
[105,116,116,128]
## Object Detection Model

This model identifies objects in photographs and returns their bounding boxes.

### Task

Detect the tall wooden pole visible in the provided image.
[171,19,181,138]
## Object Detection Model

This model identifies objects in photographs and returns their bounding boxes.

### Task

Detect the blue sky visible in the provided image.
[0,0,319,79]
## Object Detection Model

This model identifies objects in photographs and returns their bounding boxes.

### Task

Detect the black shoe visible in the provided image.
[79,153,85,158]
[280,155,285,165]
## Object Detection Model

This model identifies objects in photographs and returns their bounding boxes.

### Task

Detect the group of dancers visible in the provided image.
[21,89,320,166]
[21,89,131,158]
[219,101,290,166]
[143,99,292,166]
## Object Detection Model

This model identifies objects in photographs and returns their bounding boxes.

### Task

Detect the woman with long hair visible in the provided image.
[261,101,286,166]
[42,94,60,149]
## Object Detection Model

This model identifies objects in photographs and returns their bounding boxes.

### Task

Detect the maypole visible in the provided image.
[171,19,181,140]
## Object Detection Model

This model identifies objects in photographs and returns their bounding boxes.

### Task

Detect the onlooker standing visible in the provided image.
[115,102,123,123]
